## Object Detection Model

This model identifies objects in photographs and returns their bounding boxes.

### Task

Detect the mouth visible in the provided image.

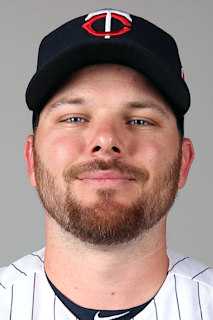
[77,171,135,187]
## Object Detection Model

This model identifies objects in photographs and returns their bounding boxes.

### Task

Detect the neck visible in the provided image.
[44,215,169,310]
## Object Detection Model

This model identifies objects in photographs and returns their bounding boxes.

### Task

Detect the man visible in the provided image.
[0,8,212,319]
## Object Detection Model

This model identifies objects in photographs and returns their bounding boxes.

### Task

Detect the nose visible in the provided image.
[88,120,124,157]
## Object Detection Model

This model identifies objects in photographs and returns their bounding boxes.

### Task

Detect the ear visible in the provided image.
[24,135,37,187]
[178,138,194,189]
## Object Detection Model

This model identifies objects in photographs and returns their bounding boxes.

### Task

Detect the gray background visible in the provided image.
[0,0,212,266]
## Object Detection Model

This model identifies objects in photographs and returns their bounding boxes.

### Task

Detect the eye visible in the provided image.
[129,119,150,126]
[64,117,86,123]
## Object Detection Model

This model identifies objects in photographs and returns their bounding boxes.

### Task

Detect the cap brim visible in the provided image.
[26,39,190,115]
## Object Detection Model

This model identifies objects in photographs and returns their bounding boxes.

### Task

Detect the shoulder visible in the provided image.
[144,250,213,319]
[0,248,59,318]
[167,248,213,289]
[0,248,45,291]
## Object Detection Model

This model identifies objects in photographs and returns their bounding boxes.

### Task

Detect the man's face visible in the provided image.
[25,64,193,245]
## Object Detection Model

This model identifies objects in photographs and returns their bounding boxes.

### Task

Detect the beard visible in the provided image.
[33,146,182,246]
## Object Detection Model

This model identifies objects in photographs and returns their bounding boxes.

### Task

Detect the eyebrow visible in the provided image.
[46,98,85,113]
[124,101,169,118]
[46,98,169,119]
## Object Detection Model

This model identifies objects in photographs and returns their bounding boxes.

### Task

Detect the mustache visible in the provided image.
[63,159,149,184]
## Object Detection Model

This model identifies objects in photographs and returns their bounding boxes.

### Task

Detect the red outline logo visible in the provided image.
[181,68,185,80]
[82,9,132,39]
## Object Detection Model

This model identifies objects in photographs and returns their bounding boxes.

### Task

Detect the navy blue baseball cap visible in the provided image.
[26,9,190,124]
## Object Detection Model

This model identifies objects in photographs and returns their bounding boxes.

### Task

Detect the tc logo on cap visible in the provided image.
[82,9,132,39]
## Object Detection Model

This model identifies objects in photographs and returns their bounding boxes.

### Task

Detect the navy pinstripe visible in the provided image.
[9,285,13,320]
[154,298,158,320]
[197,283,203,320]
[31,253,44,264]
[0,283,6,289]
[11,264,27,276]
[54,295,56,320]
[174,275,181,320]
[192,267,211,280]
[168,257,189,273]
[31,273,36,320]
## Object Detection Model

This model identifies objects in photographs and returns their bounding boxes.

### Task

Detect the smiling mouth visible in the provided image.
[77,171,135,187]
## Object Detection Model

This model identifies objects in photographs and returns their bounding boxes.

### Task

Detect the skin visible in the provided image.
[25,64,194,309]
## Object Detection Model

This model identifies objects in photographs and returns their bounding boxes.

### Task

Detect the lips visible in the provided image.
[77,171,135,187]
[78,171,134,180]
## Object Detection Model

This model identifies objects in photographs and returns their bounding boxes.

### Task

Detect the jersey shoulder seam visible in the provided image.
[0,248,45,290]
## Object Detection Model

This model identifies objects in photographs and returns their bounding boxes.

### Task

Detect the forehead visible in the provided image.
[42,63,173,115]
[69,64,145,85]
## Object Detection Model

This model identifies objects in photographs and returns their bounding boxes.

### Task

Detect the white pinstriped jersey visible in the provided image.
[0,248,213,319]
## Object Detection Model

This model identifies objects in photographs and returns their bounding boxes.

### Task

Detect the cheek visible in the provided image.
[129,134,179,171]
[36,131,86,171]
